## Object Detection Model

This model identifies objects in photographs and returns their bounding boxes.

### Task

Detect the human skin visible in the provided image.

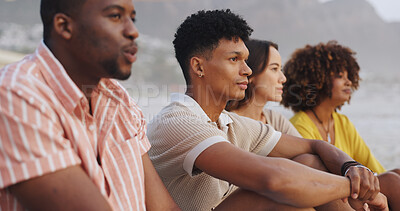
[233,46,286,122]
[305,71,399,210]
[184,38,386,210]
[8,0,180,210]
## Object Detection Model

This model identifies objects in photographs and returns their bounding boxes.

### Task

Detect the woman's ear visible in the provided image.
[190,56,205,78]
[53,13,73,40]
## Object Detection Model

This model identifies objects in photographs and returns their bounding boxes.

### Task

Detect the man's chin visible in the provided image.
[111,67,132,81]
[115,71,132,80]
[230,93,246,101]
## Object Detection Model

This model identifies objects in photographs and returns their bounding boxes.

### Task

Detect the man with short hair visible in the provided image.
[0,0,179,210]
[147,9,388,211]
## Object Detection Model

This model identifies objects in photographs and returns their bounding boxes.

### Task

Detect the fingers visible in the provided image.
[365,193,388,211]
[346,166,379,201]
[370,176,380,200]
[347,166,361,199]
[348,197,366,210]
[363,203,370,211]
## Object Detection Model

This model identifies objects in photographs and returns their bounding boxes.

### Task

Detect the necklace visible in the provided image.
[311,109,331,143]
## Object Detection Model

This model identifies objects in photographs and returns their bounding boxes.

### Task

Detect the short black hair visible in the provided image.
[173,9,253,85]
[40,0,87,41]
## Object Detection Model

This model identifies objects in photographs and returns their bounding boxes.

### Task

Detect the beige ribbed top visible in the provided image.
[263,108,302,137]
[147,93,281,211]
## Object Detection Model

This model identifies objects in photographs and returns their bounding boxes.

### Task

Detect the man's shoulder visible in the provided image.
[223,110,262,126]
[0,55,53,101]
[148,101,198,127]
[1,55,39,87]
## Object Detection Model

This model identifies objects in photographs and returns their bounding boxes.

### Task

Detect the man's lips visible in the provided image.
[237,81,248,90]
[123,45,138,63]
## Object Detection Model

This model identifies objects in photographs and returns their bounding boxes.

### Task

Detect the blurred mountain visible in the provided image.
[133,0,400,74]
[0,0,40,25]
[1,0,399,84]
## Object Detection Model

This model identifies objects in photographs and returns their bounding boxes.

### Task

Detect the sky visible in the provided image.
[319,0,400,22]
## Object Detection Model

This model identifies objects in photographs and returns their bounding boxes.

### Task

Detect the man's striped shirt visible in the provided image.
[0,42,151,210]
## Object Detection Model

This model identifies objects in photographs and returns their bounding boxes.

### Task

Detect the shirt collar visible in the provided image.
[170,93,233,129]
[35,40,85,113]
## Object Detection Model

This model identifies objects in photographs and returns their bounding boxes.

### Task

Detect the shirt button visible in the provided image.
[28,97,34,104]
[89,124,96,131]
[40,105,46,113]
[17,90,22,96]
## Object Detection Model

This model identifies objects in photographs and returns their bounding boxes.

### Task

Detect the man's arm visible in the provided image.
[9,165,112,211]
[142,153,181,211]
[269,134,380,201]
[195,142,352,208]
[268,134,352,174]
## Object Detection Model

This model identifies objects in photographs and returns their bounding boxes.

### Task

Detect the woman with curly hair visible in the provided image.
[226,39,301,137]
[282,40,400,210]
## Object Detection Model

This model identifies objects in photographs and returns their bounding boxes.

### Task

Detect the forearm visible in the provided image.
[143,154,181,211]
[196,142,352,208]
[9,165,112,211]
[310,139,353,175]
[257,157,351,208]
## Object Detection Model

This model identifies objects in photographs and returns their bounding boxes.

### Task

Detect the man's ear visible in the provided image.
[190,56,205,78]
[53,13,73,40]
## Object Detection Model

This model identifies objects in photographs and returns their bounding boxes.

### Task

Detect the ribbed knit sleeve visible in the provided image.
[147,105,282,211]
[147,102,227,179]
[225,112,281,156]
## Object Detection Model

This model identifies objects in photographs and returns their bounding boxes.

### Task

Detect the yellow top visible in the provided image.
[290,111,385,174]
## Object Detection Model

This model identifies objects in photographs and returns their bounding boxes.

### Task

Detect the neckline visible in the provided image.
[310,109,332,143]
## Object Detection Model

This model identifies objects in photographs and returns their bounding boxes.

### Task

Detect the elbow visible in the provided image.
[252,158,313,208]
[252,158,291,194]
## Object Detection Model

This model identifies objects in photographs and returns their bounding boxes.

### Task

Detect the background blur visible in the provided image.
[0,0,399,168]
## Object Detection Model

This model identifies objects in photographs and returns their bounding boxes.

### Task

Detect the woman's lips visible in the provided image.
[343,89,352,94]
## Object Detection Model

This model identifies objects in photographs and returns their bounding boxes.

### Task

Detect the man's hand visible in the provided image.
[143,153,181,211]
[366,193,389,211]
[346,166,380,201]
[348,192,388,211]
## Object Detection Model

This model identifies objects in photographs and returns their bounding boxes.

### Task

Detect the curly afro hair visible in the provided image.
[173,9,253,85]
[226,39,278,111]
[281,40,360,112]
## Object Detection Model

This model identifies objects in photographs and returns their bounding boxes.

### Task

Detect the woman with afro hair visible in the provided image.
[282,40,400,210]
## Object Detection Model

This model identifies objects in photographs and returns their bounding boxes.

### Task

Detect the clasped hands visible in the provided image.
[344,166,388,211]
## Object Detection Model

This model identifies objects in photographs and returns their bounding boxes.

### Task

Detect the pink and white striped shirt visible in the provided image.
[0,41,151,211]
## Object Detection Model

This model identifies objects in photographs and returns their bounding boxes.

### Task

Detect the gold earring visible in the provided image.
[199,73,203,78]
